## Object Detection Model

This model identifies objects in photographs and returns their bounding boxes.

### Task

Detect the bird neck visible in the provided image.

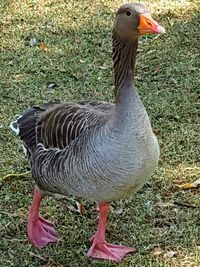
[112,31,138,102]
[109,31,148,134]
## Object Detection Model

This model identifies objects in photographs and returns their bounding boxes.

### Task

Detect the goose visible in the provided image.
[10,3,165,262]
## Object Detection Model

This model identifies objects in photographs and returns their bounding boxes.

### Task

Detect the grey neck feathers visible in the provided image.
[112,31,138,101]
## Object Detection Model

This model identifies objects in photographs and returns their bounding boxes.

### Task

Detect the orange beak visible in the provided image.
[139,13,165,35]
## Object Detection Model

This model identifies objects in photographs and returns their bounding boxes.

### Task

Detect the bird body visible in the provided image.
[30,87,159,202]
[10,3,164,262]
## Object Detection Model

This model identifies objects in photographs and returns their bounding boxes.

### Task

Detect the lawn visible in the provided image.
[0,0,200,266]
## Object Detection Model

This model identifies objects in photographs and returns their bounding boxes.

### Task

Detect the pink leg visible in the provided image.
[27,188,59,248]
[87,202,136,262]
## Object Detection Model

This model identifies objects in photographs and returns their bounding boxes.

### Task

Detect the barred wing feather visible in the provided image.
[10,101,114,156]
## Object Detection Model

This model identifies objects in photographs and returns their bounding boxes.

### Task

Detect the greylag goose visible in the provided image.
[10,3,165,262]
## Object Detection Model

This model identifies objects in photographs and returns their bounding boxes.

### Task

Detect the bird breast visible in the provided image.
[60,125,160,202]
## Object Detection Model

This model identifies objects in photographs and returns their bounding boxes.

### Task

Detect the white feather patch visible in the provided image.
[10,121,20,135]
[10,115,22,136]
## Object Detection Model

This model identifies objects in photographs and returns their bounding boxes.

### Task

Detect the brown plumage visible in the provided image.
[14,101,114,155]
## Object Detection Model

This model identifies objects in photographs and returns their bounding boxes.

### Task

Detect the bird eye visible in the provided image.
[126,10,131,16]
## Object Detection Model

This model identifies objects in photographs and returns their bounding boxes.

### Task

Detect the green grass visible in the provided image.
[0,0,200,266]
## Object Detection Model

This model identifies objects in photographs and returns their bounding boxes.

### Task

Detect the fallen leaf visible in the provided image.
[190,178,200,187]
[177,183,194,189]
[176,178,200,189]
[29,37,38,47]
[153,247,163,256]
[75,202,85,214]
[164,251,177,258]
[39,41,48,51]
[114,207,123,215]
[24,36,38,47]
[47,83,57,89]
